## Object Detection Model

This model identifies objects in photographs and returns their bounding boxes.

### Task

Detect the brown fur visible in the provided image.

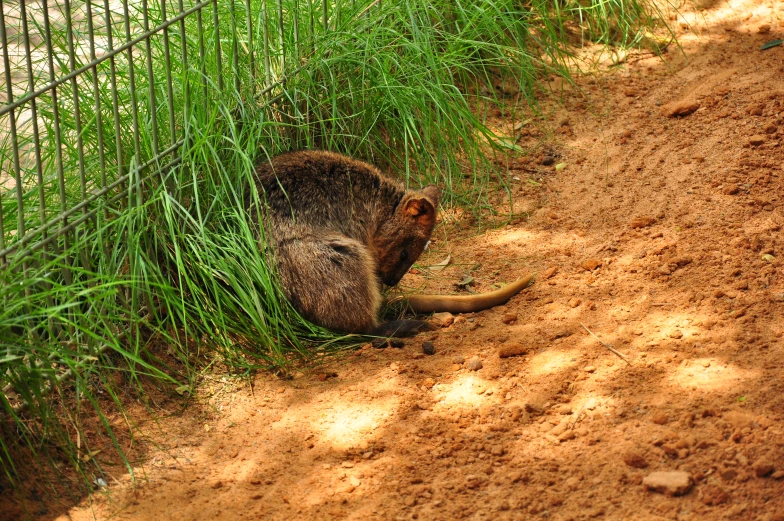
[249,150,439,334]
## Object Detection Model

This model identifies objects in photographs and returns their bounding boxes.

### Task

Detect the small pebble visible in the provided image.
[661,100,700,118]
[583,365,596,373]
[623,449,648,469]
[389,339,405,348]
[651,413,670,425]
[430,312,455,328]
[542,155,555,166]
[753,458,775,477]
[720,469,737,481]
[372,338,389,349]
[498,342,528,358]
[631,216,656,229]
[467,357,483,371]
[642,471,693,496]
[501,313,517,325]
[422,341,435,355]
[452,355,465,364]
[582,259,602,272]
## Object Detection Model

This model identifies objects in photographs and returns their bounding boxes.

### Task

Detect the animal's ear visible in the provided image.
[402,194,436,227]
[422,185,440,208]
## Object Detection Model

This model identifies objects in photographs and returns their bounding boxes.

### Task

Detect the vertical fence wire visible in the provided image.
[212,0,223,92]
[121,0,142,165]
[245,0,255,90]
[261,0,271,86]
[231,0,240,94]
[142,0,160,157]
[161,0,178,146]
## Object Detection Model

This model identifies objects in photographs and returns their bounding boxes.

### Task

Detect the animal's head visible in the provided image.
[374,185,440,287]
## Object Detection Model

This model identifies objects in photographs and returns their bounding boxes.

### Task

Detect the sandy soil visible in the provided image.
[5,0,784,519]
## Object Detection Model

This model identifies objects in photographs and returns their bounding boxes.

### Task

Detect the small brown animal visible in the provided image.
[249,150,531,335]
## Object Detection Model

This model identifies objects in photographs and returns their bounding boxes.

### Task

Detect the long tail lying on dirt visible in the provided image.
[392,273,535,314]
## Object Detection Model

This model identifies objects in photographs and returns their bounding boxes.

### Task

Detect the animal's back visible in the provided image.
[254,150,405,244]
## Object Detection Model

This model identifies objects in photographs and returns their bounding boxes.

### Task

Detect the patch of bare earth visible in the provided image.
[7,0,784,520]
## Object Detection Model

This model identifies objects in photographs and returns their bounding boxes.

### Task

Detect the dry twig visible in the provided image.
[580,323,632,366]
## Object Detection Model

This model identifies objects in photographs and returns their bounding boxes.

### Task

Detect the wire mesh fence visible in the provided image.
[0,0,368,410]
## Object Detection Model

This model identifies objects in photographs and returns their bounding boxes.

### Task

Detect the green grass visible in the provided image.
[0,0,666,498]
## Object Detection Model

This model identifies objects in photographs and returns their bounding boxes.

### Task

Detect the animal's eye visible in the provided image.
[400,250,408,261]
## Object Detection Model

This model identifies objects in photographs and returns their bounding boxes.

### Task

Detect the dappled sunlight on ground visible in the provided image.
[526,348,581,377]
[670,358,759,393]
[434,373,493,409]
[314,399,397,450]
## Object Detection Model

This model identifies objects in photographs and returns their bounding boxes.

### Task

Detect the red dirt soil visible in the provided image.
[7,0,784,519]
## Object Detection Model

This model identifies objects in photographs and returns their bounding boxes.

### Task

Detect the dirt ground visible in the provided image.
[6,0,784,519]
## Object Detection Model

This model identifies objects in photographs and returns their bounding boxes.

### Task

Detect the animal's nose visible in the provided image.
[383,274,401,287]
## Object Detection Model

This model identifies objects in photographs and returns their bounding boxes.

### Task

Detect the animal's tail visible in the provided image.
[391,272,535,314]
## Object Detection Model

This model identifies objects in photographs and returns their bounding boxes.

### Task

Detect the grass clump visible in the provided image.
[0,0,666,498]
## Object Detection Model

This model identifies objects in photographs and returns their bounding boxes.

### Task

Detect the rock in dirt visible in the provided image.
[651,413,670,425]
[748,135,766,146]
[498,342,528,358]
[753,458,775,477]
[631,216,656,229]
[642,471,693,496]
[452,355,465,365]
[557,430,576,442]
[390,338,405,348]
[568,297,582,308]
[501,313,517,324]
[317,372,338,381]
[746,103,764,116]
[542,155,555,166]
[372,338,389,349]
[422,341,435,355]
[467,357,483,371]
[623,449,649,469]
[430,312,455,328]
[701,485,730,506]
[582,258,602,271]
[720,469,737,482]
[542,266,558,279]
[338,483,356,494]
[661,100,700,118]
[669,330,684,339]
